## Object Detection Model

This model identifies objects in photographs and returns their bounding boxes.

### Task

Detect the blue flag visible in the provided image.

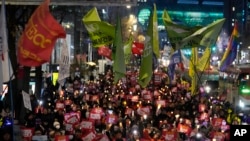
[167,50,182,82]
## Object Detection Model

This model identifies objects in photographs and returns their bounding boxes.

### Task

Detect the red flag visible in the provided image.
[97,46,112,59]
[18,0,66,67]
[177,62,185,71]
[132,42,144,55]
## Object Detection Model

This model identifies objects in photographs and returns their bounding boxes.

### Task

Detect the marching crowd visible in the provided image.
[0,69,248,141]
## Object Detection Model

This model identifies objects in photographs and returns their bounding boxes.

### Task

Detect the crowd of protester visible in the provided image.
[0,69,249,141]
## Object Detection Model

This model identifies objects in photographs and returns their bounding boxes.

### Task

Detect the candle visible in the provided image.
[119,122,123,128]
[175,114,180,119]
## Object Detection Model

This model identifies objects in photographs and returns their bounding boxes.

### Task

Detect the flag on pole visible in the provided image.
[58,39,70,86]
[162,9,202,50]
[196,47,211,71]
[199,19,225,48]
[113,16,126,84]
[82,7,115,48]
[189,48,198,78]
[167,49,182,82]
[0,0,13,94]
[18,0,66,67]
[220,22,239,72]
[162,9,172,22]
[151,4,160,58]
[177,18,225,50]
[189,47,198,95]
[138,5,156,88]
[124,35,133,64]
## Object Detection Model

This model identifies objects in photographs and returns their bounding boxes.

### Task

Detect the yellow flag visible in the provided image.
[82,7,115,47]
[162,9,172,22]
[189,48,197,77]
[177,18,225,50]
[152,4,160,58]
[162,9,202,50]
[196,47,211,71]
[82,7,101,21]
[189,47,198,95]
[124,35,133,65]
[191,74,198,95]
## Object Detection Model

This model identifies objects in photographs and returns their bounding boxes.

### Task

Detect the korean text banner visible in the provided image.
[82,7,115,48]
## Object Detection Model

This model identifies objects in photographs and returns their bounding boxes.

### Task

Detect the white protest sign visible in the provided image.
[80,120,93,130]
[32,135,48,141]
[22,91,32,111]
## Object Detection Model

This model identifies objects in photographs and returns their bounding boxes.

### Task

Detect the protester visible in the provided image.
[0,69,244,141]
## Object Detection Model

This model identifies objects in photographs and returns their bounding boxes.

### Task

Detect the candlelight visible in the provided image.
[136,104,140,107]
[175,114,180,119]
[139,101,142,104]
[179,118,183,122]
[119,122,123,128]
